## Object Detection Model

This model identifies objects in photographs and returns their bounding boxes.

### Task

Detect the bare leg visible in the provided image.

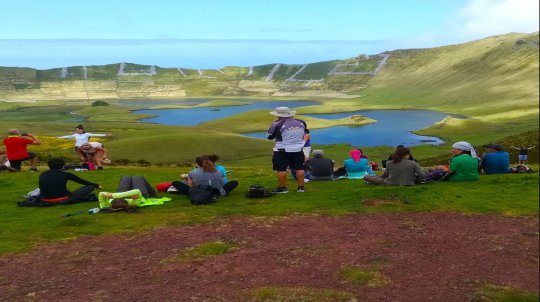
[30,156,38,169]
[277,171,287,187]
[295,170,305,186]
[94,151,104,168]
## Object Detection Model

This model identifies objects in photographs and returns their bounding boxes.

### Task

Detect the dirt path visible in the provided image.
[0,213,538,301]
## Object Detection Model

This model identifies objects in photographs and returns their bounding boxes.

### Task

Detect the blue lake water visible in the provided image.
[135,100,316,126]
[245,110,449,147]
[134,100,454,147]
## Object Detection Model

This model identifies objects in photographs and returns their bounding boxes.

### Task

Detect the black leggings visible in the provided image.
[171,181,238,196]
[116,176,157,197]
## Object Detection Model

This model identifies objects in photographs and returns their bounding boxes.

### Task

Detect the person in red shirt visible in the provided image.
[2,128,41,171]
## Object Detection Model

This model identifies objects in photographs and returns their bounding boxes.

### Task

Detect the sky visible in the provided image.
[0,0,538,69]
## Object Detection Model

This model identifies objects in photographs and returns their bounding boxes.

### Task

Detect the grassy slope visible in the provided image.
[0,166,538,254]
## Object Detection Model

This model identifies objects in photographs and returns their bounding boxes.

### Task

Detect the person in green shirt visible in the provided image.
[447,141,480,182]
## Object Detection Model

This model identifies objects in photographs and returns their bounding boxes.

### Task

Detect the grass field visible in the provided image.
[1,165,538,255]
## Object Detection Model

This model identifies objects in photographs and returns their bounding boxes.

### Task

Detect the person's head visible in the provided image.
[195,156,216,172]
[48,158,65,170]
[483,143,503,152]
[312,149,325,158]
[349,149,362,163]
[8,129,19,136]
[452,141,477,158]
[75,125,85,134]
[269,107,295,119]
[204,154,219,163]
[391,147,410,163]
[80,143,92,151]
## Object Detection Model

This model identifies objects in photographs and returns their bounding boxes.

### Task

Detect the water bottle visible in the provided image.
[88,208,100,214]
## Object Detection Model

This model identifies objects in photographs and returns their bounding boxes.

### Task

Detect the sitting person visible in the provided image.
[39,158,101,204]
[382,145,416,168]
[480,143,509,174]
[334,149,374,179]
[0,150,17,172]
[364,147,426,186]
[446,141,480,182]
[80,142,109,170]
[171,156,238,197]
[304,149,334,181]
[205,154,229,184]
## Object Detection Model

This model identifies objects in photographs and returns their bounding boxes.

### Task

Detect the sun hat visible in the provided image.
[483,143,503,151]
[269,107,295,117]
[312,149,325,157]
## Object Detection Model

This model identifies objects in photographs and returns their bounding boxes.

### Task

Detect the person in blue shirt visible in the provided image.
[480,143,510,174]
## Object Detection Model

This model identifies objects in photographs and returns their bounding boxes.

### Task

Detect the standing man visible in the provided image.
[480,143,510,174]
[2,129,41,171]
[510,145,535,165]
[267,107,309,193]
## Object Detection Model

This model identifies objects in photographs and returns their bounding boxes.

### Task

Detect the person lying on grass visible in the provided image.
[39,158,101,205]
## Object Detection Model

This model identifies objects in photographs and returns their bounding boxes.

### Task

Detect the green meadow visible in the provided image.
[0,32,538,255]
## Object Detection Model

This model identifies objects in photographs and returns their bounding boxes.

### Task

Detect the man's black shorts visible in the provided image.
[272,150,305,171]
[9,152,37,170]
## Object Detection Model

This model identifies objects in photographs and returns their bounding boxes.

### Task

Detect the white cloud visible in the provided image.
[456,0,539,37]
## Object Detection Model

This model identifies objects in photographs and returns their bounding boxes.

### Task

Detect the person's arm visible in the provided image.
[95,147,108,158]
[414,162,427,178]
[529,145,536,149]
[267,120,283,140]
[87,132,111,137]
[448,157,458,173]
[24,133,41,145]
[303,133,310,143]
[57,134,76,139]
[66,172,100,188]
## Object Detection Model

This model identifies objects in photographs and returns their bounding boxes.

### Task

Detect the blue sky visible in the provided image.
[0,0,538,69]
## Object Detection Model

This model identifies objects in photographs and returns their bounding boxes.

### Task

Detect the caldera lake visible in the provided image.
[134,100,457,147]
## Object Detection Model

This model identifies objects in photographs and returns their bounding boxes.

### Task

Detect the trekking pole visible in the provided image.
[62,210,85,217]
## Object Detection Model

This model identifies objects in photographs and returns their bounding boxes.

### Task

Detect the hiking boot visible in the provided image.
[29,167,38,172]
[297,186,305,193]
[273,187,289,194]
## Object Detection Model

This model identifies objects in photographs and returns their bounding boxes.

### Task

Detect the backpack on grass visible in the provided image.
[245,184,275,198]
[510,165,533,173]
[189,185,218,205]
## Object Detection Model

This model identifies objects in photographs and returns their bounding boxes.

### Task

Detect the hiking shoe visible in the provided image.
[29,167,38,172]
[297,186,305,193]
[273,187,289,194]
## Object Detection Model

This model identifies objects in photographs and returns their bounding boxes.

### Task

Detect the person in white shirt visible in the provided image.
[58,125,110,160]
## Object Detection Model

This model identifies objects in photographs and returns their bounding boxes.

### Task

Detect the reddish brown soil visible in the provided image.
[0,213,538,302]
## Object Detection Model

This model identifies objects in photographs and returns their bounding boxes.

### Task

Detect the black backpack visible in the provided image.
[189,185,218,205]
[245,184,275,198]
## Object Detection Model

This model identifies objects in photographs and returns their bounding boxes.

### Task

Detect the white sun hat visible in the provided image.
[269,106,296,117]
